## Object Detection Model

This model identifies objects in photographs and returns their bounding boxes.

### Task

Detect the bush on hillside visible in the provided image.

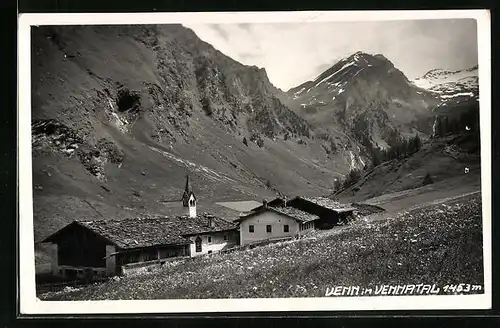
[249,132,264,147]
[342,168,362,189]
[422,173,434,186]
[265,179,272,189]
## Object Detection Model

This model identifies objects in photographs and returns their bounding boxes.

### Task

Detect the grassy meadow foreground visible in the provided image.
[40,192,483,300]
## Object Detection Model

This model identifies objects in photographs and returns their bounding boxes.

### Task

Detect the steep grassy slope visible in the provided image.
[40,192,483,300]
[31,25,355,242]
[332,133,481,203]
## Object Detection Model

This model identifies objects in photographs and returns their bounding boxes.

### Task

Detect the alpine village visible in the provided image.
[41,174,363,281]
[32,24,483,299]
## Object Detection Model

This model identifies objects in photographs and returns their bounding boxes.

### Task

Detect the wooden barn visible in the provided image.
[40,174,241,280]
[41,214,238,280]
[285,196,357,229]
[253,196,356,228]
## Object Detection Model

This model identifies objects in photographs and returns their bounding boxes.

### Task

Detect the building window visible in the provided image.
[208,236,212,243]
[266,225,272,233]
[284,224,289,233]
[195,236,202,252]
[224,234,228,241]
[249,225,254,233]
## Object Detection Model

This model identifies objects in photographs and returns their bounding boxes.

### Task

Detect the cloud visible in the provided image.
[184,19,478,90]
[209,24,231,41]
[236,23,252,31]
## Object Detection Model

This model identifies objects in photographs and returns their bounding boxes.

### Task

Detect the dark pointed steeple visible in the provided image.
[184,173,192,194]
[182,174,196,207]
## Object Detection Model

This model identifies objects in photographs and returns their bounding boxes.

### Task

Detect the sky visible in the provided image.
[184,19,478,91]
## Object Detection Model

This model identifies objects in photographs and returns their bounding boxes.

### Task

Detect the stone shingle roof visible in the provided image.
[299,196,357,212]
[75,213,237,249]
[237,206,319,223]
[269,206,320,223]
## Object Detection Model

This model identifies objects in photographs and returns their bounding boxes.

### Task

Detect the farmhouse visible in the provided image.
[41,175,239,280]
[237,196,356,246]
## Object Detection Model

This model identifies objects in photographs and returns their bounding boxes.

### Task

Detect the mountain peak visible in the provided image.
[349,51,372,61]
[412,65,479,106]
[286,51,400,96]
[346,51,393,68]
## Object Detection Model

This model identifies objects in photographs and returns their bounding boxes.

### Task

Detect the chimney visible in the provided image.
[262,199,268,208]
[207,215,215,228]
[284,196,287,207]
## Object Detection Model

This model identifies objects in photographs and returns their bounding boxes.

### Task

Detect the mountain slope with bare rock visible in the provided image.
[283,51,439,153]
[32,24,357,241]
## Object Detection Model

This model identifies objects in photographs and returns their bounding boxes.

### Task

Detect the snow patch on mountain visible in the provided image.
[413,66,478,91]
[412,66,479,108]
[313,61,356,89]
[292,87,306,99]
[441,92,475,99]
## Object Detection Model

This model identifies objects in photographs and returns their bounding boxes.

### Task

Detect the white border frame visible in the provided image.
[18,10,492,314]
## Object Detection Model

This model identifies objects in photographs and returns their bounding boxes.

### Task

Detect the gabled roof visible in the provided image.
[43,214,237,250]
[216,200,263,212]
[236,206,320,223]
[298,196,357,212]
[249,198,284,211]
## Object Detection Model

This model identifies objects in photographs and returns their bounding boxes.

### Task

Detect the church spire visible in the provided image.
[182,173,196,208]
[184,173,193,195]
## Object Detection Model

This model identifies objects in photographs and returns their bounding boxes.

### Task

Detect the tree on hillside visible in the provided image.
[422,173,434,186]
[370,146,382,167]
[413,134,422,151]
[343,168,362,188]
[265,179,272,189]
[433,117,442,137]
[333,179,342,192]
[408,133,422,154]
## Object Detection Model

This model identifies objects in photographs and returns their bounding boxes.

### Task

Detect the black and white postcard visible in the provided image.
[18,10,491,314]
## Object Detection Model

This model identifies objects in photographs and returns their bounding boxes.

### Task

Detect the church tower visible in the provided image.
[181,174,197,218]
